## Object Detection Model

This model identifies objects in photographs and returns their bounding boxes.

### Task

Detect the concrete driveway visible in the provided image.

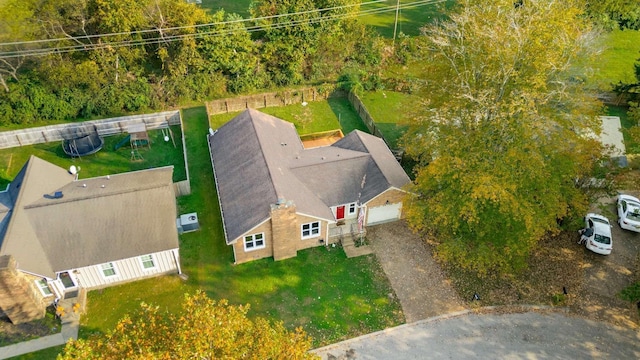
[313,311,640,359]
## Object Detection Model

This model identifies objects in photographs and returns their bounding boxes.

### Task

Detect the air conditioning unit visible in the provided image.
[177,212,199,234]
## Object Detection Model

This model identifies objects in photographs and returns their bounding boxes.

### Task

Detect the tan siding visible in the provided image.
[296,214,327,251]
[365,188,406,208]
[232,221,274,264]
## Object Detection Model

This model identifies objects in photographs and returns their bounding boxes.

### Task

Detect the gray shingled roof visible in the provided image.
[209,109,411,245]
[0,156,179,278]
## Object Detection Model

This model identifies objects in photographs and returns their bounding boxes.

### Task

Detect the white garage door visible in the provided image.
[367,203,402,225]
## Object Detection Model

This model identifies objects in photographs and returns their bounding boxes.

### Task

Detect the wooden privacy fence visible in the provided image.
[205,87,344,115]
[347,92,388,145]
[0,111,181,149]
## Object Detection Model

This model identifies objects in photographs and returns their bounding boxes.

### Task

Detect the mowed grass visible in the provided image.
[209,97,367,135]
[359,0,456,37]
[358,90,422,148]
[77,106,403,350]
[0,126,186,187]
[588,29,640,90]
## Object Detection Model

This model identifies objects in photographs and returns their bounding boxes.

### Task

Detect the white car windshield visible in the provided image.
[625,210,640,222]
[591,217,609,225]
[594,234,611,245]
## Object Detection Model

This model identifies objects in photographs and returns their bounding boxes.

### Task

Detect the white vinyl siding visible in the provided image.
[301,221,320,239]
[139,254,156,270]
[73,250,180,289]
[100,263,118,278]
[244,233,265,252]
[348,203,357,215]
[35,279,53,297]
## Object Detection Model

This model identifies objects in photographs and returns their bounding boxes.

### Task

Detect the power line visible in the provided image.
[0,0,385,47]
[0,0,445,58]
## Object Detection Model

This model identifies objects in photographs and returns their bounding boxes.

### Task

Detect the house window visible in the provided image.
[301,221,320,239]
[140,255,156,270]
[35,279,53,297]
[244,233,265,252]
[100,262,117,278]
[348,203,357,215]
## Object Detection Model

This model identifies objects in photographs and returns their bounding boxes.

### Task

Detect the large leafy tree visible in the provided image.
[403,0,609,275]
[59,291,317,359]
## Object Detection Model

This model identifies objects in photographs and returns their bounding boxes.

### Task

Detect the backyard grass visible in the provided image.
[76,105,403,350]
[358,90,422,148]
[209,97,368,135]
[588,29,640,91]
[608,105,640,154]
[0,126,187,188]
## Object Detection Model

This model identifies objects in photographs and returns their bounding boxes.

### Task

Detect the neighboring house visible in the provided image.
[0,156,181,324]
[208,109,411,264]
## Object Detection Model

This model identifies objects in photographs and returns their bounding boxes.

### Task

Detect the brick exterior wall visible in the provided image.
[232,221,274,264]
[366,188,407,212]
[271,201,299,261]
[0,255,47,324]
[232,203,330,264]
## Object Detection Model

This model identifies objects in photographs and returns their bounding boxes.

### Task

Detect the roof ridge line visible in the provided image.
[249,110,281,202]
[24,183,170,210]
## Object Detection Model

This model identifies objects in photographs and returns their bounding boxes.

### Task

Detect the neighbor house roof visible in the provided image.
[209,109,411,245]
[0,156,179,278]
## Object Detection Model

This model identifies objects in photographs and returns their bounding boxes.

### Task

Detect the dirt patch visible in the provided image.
[367,221,465,323]
[571,196,640,329]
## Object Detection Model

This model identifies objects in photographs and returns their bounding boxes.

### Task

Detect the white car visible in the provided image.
[584,213,613,255]
[617,194,640,233]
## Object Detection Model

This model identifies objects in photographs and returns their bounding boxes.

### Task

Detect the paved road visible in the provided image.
[313,311,640,359]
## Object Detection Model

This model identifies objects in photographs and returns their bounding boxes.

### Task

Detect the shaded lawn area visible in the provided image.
[209,97,367,135]
[607,105,639,154]
[79,106,402,349]
[200,0,252,17]
[0,126,186,188]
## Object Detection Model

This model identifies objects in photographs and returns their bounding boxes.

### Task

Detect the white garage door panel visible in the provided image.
[367,203,402,225]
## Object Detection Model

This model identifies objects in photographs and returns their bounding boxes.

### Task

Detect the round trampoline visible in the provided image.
[62,125,104,157]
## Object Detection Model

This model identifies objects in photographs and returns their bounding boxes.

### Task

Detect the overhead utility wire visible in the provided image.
[0,0,386,47]
[0,0,444,58]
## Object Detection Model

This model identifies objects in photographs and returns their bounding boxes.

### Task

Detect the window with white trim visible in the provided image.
[35,279,53,297]
[100,262,117,278]
[140,254,156,270]
[244,233,265,251]
[301,221,320,239]
[348,203,357,215]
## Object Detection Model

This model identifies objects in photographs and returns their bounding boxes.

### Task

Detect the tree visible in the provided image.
[59,291,318,359]
[583,0,640,30]
[403,0,610,275]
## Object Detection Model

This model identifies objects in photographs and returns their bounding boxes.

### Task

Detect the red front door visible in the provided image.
[336,206,345,220]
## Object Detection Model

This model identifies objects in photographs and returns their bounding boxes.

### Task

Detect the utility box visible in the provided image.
[177,212,199,234]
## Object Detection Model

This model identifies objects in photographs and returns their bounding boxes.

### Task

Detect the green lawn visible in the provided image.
[359,0,456,37]
[200,0,252,17]
[76,105,402,352]
[210,97,368,135]
[588,29,640,90]
[357,91,422,148]
[0,126,187,187]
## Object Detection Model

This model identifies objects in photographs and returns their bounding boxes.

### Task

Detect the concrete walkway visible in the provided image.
[0,306,79,359]
[313,310,640,359]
